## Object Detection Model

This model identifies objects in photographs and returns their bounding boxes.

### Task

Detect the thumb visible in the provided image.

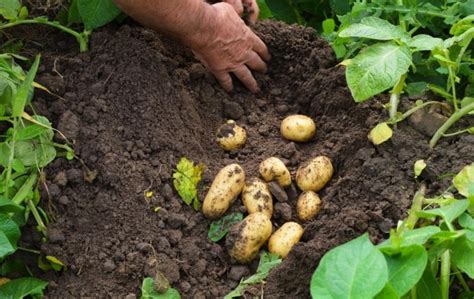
[222,0,244,15]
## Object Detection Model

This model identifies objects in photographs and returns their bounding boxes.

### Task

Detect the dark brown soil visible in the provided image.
[16,20,473,298]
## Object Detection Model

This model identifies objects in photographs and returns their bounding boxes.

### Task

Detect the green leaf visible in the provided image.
[459,213,474,229]
[453,164,474,198]
[140,277,180,299]
[256,0,273,19]
[399,226,441,247]
[225,252,282,298]
[0,277,48,299]
[266,0,300,24]
[172,157,204,211]
[77,0,122,31]
[67,0,82,24]
[310,233,388,299]
[12,55,40,117]
[208,212,243,242]
[322,18,336,35]
[377,245,427,297]
[368,123,393,145]
[0,0,21,21]
[16,124,47,140]
[0,198,23,214]
[417,200,469,225]
[416,265,442,299]
[0,214,20,259]
[408,34,443,51]
[451,235,474,278]
[339,17,407,41]
[345,43,412,102]
[405,82,428,97]
[414,160,427,178]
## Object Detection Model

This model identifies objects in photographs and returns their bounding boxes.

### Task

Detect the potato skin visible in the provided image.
[296,156,333,192]
[259,157,292,187]
[216,120,246,151]
[268,222,304,258]
[202,164,245,219]
[227,212,273,263]
[242,178,273,219]
[297,191,321,222]
[280,115,316,142]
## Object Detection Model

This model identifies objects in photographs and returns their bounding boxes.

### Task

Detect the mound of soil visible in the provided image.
[18,20,473,298]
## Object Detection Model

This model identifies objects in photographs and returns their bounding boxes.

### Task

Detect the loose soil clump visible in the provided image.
[17,20,473,298]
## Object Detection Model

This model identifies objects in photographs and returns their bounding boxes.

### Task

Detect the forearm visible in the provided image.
[113,0,214,47]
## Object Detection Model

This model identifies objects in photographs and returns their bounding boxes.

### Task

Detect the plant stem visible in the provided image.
[0,19,89,52]
[445,50,458,111]
[440,250,451,299]
[27,198,47,235]
[396,0,406,31]
[12,172,38,205]
[389,74,407,120]
[430,102,474,147]
[452,266,470,292]
[405,184,426,230]
[442,128,472,137]
[4,117,18,199]
[17,246,41,255]
[410,286,417,299]
[372,6,453,18]
[387,101,442,125]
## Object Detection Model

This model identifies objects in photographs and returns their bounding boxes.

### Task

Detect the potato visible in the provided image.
[259,157,291,187]
[297,191,321,222]
[280,115,316,142]
[242,177,273,219]
[226,212,273,263]
[202,164,245,219]
[268,222,304,258]
[216,120,246,151]
[296,156,333,192]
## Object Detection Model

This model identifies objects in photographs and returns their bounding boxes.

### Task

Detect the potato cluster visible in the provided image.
[201,116,333,263]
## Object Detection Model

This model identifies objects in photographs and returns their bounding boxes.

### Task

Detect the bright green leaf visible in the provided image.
[208,213,243,242]
[368,123,393,145]
[0,277,48,299]
[12,55,40,117]
[346,43,412,102]
[322,18,336,35]
[416,266,442,299]
[414,160,427,178]
[172,157,204,210]
[140,277,180,299]
[0,0,21,21]
[257,0,273,19]
[0,214,20,259]
[0,198,23,214]
[378,226,441,250]
[417,200,469,225]
[459,213,474,229]
[453,164,474,198]
[408,34,443,51]
[310,233,388,299]
[16,124,47,140]
[451,235,474,278]
[339,17,407,40]
[77,0,122,31]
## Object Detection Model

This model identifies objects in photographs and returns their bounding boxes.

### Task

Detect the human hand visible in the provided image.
[188,2,270,93]
[223,0,259,23]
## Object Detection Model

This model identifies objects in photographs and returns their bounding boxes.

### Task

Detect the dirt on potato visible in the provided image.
[14,20,474,298]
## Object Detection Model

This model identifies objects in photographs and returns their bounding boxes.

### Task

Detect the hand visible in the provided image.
[188,2,270,93]
[223,0,259,23]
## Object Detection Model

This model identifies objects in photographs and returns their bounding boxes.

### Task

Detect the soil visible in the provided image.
[14,20,473,298]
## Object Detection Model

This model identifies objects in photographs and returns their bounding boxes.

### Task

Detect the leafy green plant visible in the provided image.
[0,0,89,51]
[66,0,123,31]
[172,157,204,210]
[225,251,282,298]
[0,53,75,296]
[140,277,180,299]
[208,212,243,242]
[311,163,474,299]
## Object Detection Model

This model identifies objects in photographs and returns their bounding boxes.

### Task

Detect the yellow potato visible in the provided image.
[202,164,245,219]
[242,177,273,219]
[296,156,333,192]
[280,115,316,142]
[297,191,321,222]
[268,222,304,258]
[216,120,246,151]
[227,212,273,263]
[259,157,291,187]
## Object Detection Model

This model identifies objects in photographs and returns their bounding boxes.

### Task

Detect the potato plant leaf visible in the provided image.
[0,277,48,298]
[339,17,407,41]
[140,277,180,299]
[414,160,427,178]
[408,34,443,51]
[453,164,474,198]
[172,157,204,210]
[12,55,40,117]
[368,123,393,145]
[311,233,388,299]
[76,0,122,31]
[208,212,243,242]
[346,43,411,102]
[0,214,20,259]
[225,252,282,298]
[451,235,474,278]
[0,0,21,21]
[417,200,469,225]
[416,266,442,299]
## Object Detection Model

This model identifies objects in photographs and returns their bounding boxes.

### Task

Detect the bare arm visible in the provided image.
[113,0,270,93]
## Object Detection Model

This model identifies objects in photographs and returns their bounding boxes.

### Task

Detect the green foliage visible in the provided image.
[140,277,180,299]
[69,0,122,31]
[0,277,48,298]
[172,157,204,210]
[208,212,243,242]
[310,165,474,298]
[225,252,282,298]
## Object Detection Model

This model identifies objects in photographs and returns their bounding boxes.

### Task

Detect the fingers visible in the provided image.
[233,66,259,93]
[246,51,267,73]
[250,34,271,61]
[223,0,244,15]
[214,71,233,93]
[244,0,259,24]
